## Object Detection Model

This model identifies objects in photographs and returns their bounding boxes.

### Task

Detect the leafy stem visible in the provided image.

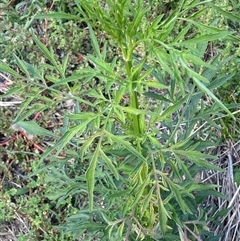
[125,55,142,137]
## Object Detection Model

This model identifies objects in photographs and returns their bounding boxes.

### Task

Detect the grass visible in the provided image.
[0,0,240,240]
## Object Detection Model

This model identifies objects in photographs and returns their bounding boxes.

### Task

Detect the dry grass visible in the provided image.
[0,73,22,107]
[203,140,240,241]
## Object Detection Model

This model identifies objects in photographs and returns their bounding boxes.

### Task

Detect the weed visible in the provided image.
[1,0,240,240]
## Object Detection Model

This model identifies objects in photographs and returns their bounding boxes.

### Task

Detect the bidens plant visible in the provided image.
[1,0,239,240]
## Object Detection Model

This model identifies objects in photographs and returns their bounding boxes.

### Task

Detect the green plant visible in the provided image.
[1,0,240,240]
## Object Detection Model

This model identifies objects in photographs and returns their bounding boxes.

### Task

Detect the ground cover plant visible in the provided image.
[0,0,240,240]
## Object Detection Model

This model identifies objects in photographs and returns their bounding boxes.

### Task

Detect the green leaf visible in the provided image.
[81,135,99,158]
[105,131,146,163]
[168,149,223,171]
[160,95,188,119]
[175,155,192,180]
[180,58,210,83]
[13,96,36,122]
[119,106,158,116]
[87,55,115,77]
[32,33,64,77]
[0,61,23,78]
[127,5,148,38]
[66,112,97,120]
[209,4,240,23]
[53,120,91,156]
[13,120,57,137]
[13,54,30,78]
[174,24,191,43]
[14,105,46,123]
[193,77,235,120]
[154,49,175,77]
[62,52,70,74]
[88,24,101,59]
[113,107,125,124]
[132,174,150,207]
[182,52,216,69]
[163,175,191,214]
[207,74,235,90]
[158,194,168,234]
[143,92,172,103]
[116,222,125,238]
[99,149,119,180]
[84,89,106,100]
[35,12,82,20]
[234,168,240,185]
[86,138,102,211]
[142,188,153,214]
[0,85,26,98]
[51,70,96,87]
[197,189,227,200]
[181,17,232,33]
[178,32,233,45]
[170,54,184,94]
[145,81,168,89]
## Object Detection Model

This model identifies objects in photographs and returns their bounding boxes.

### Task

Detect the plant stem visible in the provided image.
[125,60,142,137]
